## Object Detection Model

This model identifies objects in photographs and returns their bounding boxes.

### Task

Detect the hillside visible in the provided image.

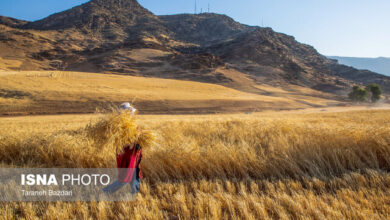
[0,71,340,115]
[329,56,390,77]
[1,0,390,99]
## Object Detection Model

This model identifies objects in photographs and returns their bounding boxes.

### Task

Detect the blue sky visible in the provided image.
[0,0,389,58]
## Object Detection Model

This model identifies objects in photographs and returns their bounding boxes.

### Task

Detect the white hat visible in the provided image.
[119,102,137,115]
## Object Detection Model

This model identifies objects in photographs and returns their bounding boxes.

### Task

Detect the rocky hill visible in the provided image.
[1,0,390,95]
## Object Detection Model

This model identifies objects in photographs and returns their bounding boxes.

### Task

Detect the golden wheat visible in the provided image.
[85,110,155,154]
[1,110,390,219]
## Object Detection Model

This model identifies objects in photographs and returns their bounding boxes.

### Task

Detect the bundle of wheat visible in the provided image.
[86,110,155,153]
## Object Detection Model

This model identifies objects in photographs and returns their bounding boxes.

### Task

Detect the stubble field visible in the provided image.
[0,71,339,115]
[1,109,390,219]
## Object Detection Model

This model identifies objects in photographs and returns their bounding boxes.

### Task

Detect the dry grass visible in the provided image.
[0,71,283,101]
[0,57,23,71]
[0,71,338,115]
[1,110,390,219]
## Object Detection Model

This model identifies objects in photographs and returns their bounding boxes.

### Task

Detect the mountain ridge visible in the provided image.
[329,56,390,77]
[1,0,390,96]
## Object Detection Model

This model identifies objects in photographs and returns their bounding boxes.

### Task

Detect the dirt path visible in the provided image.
[282,104,390,114]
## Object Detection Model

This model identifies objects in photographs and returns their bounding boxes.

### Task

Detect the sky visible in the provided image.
[0,0,389,58]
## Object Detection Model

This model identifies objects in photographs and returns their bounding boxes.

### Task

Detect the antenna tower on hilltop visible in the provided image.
[194,0,197,14]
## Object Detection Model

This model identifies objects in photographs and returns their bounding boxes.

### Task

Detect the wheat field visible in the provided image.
[1,109,390,219]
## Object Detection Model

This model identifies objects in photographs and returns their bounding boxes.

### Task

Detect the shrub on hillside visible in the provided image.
[348,85,367,102]
[365,83,382,103]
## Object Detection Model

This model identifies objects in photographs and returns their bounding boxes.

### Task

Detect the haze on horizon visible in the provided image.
[0,0,389,58]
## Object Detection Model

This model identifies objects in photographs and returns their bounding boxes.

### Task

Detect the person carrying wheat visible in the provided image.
[103,102,143,195]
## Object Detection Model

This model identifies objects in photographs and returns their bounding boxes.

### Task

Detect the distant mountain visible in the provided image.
[329,56,390,77]
[1,0,390,95]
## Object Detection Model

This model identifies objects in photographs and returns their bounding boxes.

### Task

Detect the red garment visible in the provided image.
[116,145,143,183]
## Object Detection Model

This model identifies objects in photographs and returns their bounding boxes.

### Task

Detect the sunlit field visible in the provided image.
[0,71,338,115]
[1,110,390,219]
